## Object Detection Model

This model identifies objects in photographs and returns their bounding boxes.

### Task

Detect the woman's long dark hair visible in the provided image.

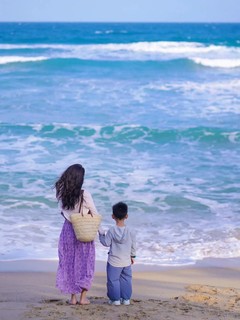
[55,164,85,210]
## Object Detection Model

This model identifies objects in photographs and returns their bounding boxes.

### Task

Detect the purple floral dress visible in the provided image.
[56,219,95,294]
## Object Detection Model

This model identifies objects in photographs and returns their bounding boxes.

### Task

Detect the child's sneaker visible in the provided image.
[121,299,130,305]
[108,300,121,306]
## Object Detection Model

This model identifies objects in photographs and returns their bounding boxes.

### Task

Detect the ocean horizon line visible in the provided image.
[0,21,240,24]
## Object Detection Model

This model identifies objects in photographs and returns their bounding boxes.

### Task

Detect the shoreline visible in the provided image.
[0,256,240,272]
[0,258,240,320]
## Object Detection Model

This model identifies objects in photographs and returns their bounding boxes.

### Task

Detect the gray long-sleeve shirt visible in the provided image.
[99,225,136,267]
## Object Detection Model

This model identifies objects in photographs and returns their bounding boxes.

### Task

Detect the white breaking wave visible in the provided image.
[0,41,235,53]
[0,41,239,68]
[0,56,48,65]
[192,58,240,68]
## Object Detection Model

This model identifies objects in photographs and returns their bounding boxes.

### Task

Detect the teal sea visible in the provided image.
[0,23,240,265]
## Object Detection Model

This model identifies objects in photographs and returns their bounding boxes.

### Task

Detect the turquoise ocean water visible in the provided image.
[0,23,240,265]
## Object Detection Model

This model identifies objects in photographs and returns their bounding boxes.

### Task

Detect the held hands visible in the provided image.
[98,226,105,235]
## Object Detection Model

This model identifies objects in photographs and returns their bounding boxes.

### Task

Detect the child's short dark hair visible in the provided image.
[112,202,128,220]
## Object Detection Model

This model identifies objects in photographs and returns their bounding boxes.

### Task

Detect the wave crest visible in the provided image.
[1,123,239,145]
[192,58,240,68]
[0,56,48,65]
[0,41,239,69]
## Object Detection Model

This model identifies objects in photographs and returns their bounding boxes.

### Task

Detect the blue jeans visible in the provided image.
[107,262,132,301]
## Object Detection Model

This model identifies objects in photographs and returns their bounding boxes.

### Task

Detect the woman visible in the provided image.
[55,163,99,305]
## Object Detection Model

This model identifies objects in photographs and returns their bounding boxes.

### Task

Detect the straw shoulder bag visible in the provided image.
[70,191,102,242]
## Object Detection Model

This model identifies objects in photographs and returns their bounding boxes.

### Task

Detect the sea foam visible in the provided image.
[192,58,240,68]
[0,56,48,65]
[1,42,239,66]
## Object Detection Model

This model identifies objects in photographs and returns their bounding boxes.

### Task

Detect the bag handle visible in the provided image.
[78,190,93,217]
[78,190,84,215]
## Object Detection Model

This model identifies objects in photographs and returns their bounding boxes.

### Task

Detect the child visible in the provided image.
[99,202,136,306]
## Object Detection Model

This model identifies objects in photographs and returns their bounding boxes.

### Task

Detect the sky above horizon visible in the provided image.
[0,0,239,22]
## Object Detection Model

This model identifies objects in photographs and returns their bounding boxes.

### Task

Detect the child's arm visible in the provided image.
[130,231,136,264]
[98,225,105,235]
[99,229,112,247]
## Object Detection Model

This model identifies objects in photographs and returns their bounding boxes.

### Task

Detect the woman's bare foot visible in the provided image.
[79,298,90,305]
[69,294,78,305]
[79,289,90,305]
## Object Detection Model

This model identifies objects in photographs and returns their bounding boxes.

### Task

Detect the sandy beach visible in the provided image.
[0,258,240,320]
